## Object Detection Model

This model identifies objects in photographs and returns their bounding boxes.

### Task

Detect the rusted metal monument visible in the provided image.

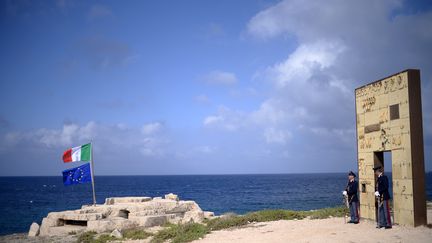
[355,69,427,226]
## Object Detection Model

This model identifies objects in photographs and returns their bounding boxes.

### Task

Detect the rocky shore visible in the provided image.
[1,199,431,243]
[1,193,213,242]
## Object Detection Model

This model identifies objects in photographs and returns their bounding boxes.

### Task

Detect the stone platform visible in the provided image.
[28,193,214,237]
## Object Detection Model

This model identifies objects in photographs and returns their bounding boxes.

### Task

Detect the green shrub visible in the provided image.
[246,209,307,222]
[206,215,249,231]
[207,209,308,231]
[76,206,349,243]
[152,222,209,243]
[77,231,97,243]
[76,231,117,243]
[122,228,153,240]
[94,234,116,243]
[307,206,349,219]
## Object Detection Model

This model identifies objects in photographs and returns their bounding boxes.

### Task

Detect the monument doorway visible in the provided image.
[373,151,394,224]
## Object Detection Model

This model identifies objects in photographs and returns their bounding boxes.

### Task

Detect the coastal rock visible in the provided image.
[164,193,179,201]
[36,194,210,237]
[28,222,40,237]
[204,211,215,219]
[183,210,204,223]
[87,217,138,233]
[105,197,152,205]
[110,229,123,238]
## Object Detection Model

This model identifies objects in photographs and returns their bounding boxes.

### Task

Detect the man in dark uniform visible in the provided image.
[373,165,392,229]
[343,171,359,224]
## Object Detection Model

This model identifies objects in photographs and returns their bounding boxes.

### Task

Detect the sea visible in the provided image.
[1,173,431,236]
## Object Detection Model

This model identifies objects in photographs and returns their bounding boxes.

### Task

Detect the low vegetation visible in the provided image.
[206,209,307,231]
[76,206,349,243]
[76,231,117,243]
[122,228,153,240]
[152,222,209,243]
[76,231,97,243]
[307,206,348,219]
[94,234,116,243]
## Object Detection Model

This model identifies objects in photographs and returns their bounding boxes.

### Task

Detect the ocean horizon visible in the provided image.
[1,173,431,236]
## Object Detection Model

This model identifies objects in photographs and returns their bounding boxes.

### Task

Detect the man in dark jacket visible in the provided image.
[374,165,392,229]
[343,171,359,224]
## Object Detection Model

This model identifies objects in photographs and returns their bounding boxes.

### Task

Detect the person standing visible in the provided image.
[343,171,359,224]
[374,165,392,229]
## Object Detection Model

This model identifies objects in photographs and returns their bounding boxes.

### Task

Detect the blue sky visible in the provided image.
[0,0,431,176]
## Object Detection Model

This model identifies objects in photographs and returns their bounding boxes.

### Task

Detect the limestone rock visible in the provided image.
[105,197,152,205]
[87,217,137,233]
[28,222,40,237]
[37,194,211,236]
[164,193,179,201]
[110,229,123,238]
[182,210,204,223]
[204,211,215,219]
[129,215,170,227]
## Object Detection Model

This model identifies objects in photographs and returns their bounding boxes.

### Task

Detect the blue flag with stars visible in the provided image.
[62,163,92,186]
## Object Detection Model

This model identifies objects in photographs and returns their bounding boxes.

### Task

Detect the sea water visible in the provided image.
[0,173,431,235]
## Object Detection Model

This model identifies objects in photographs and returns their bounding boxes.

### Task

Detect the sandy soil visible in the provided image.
[3,210,431,243]
[194,213,432,243]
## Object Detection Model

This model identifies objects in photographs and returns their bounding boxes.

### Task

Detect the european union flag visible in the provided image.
[62,163,92,186]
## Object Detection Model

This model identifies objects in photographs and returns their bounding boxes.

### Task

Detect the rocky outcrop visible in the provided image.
[110,229,123,238]
[28,222,40,237]
[33,194,214,237]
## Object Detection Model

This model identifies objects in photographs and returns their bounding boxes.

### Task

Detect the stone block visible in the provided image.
[165,193,179,201]
[36,195,209,236]
[28,222,40,237]
[130,215,169,227]
[105,197,152,205]
[110,229,123,238]
[87,218,137,233]
[182,210,204,223]
[62,212,104,221]
[204,211,215,219]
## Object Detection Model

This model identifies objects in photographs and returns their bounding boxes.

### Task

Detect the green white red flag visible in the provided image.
[62,143,91,163]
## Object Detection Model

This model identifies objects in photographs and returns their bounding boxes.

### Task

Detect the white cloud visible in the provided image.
[204,115,223,126]
[203,106,246,131]
[263,127,292,144]
[202,70,238,85]
[267,40,346,88]
[14,122,98,148]
[141,122,163,135]
[247,0,402,41]
[250,99,289,125]
[1,121,169,158]
[204,0,432,160]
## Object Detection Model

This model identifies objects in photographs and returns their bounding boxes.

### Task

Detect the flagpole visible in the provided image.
[90,140,97,206]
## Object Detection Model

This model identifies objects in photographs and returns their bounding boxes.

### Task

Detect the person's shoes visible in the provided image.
[376,225,383,229]
[353,221,359,224]
[385,226,392,229]
[347,220,354,223]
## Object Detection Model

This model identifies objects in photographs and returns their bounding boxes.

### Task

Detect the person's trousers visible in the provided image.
[349,201,359,223]
[378,200,392,227]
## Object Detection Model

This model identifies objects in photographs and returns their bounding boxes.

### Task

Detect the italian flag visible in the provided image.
[63,143,92,163]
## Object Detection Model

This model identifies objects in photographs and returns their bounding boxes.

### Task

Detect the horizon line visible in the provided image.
[1,171,429,177]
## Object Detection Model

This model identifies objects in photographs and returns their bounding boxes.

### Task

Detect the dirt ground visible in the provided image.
[194,210,432,243]
[2,209,431,243]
